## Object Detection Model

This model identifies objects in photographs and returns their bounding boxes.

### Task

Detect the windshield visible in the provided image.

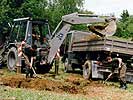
[10,21,26,42]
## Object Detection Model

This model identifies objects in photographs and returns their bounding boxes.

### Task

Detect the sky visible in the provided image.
[84,0,133,18]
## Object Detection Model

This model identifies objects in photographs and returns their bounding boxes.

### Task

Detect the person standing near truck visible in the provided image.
[106,55,127,89]
[54,49,60,75]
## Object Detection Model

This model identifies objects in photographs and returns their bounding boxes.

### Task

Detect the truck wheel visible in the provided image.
[7,47,18,71]
[82,60,92,80]
[64,58,68,72]
[64,58,72,72]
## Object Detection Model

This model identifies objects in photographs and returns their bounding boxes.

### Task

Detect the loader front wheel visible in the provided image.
[7,47,18,71]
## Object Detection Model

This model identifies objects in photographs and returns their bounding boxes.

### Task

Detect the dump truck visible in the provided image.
[0,12,116,74]
[63,30,133,82]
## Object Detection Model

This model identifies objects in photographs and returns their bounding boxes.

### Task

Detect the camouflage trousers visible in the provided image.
[25,66,34,78]
[55,58,59,75]
[118,63,127,83]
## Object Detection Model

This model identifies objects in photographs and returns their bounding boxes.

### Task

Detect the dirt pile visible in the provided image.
[0,70,132,100]
[2,76,60,90]
[1,73,111,95]
[1,74,86,94]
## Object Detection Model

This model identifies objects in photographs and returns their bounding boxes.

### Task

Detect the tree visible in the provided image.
[115,10,133,39]
[0,0,48,40]
[120,10,129,22]
[0,0,87,38]
[46,0,85,31]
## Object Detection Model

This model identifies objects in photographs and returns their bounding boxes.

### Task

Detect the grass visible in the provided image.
[0,65,88,100]
[0,86,88,100]
[0,83,133,100]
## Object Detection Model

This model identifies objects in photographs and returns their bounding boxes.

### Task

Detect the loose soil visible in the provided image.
[0,69,133,100]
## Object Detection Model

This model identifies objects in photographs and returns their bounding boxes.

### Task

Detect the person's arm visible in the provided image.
[30,57,34,68]
[118,58,122,69]
[105,72,113,82]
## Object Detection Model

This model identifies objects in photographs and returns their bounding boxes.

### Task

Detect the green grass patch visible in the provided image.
[0,86,88,100]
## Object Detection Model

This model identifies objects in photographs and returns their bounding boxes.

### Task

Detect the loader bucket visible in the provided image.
[89,19,117,37]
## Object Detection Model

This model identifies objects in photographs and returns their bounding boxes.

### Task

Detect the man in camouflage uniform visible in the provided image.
[24,45,37,78]
[107,56,127,89]
[54,56,60,75]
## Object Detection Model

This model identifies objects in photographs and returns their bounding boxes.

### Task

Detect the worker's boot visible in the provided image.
[122,83,127,90]
[120,82,127,90]
[119,80,123,88]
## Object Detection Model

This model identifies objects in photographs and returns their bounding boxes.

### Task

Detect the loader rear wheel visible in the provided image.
[7,47,18,71]
[82,60,92,80]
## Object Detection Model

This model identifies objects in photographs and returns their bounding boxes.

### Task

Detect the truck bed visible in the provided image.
[72,36,133,55]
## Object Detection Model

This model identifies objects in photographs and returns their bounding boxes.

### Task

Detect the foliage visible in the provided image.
[0,1,133,39]
[120,10,129,22]
[0,0,86,38]
[46,0,85,31]
[115,10,133,39]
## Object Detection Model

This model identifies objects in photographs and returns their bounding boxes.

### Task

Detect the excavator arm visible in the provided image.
[47,12,117,64]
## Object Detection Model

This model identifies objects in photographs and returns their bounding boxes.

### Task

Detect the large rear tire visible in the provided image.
[7,47,18,71]
[83,60,92,80]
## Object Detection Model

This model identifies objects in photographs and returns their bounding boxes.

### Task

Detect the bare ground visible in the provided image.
[0,69,133,100]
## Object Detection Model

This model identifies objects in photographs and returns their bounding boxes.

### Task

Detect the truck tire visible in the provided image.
[64,58,72,72]
[7,47,18,71]
[64,58,69,72]
[82,60,92,80]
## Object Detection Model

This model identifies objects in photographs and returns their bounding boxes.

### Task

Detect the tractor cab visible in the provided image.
[10,17,51,47]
